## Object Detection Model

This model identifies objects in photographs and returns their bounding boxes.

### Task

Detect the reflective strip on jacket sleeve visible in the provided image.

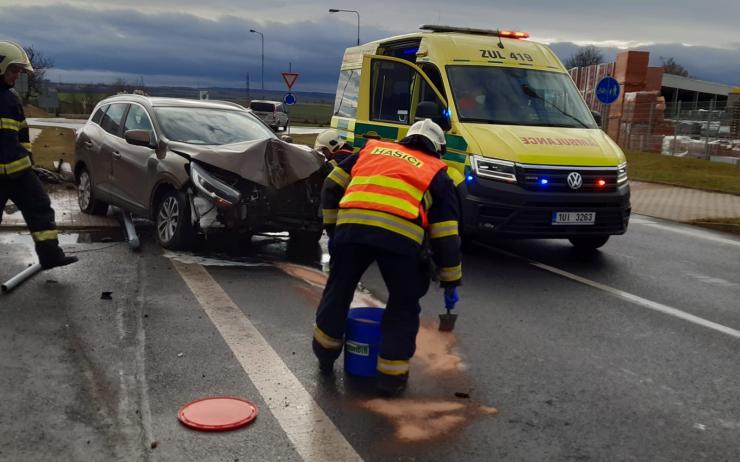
[327,166,351,189]
[429,220,459,239]
[336,208,425,244]
[377,357,410,376]
[438,264,462,282]
[322,208,338,225]
[0,156,33,176]
[31,229,59,242]
[0,118,21,131]
[20,142,32,152]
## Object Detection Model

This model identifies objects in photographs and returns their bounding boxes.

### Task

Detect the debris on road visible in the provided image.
[100,291,113,300]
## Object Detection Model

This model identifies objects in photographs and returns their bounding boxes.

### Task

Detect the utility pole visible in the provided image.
[246,72,250,103]
[250,29,265,98]
[329,9,360,45]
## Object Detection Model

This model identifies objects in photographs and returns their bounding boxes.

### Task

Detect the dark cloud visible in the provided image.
[2,4,738,92]
[549,43,740,86]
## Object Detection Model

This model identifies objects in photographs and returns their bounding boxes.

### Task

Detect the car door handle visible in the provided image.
[83,141,94,148]
[112,151,122,160]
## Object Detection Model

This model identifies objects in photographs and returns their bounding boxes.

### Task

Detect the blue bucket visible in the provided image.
[344,307,384,377]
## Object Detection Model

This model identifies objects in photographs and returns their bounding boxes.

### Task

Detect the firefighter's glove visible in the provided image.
[444,287,459,310]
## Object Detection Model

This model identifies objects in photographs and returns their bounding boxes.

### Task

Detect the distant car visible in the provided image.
[74,95,325,249]
[248,100,289,131]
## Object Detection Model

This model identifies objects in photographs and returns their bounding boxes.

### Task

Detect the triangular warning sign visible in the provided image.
[282,72,299,90]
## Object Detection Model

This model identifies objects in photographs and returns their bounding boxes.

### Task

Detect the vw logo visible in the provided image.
[567,172,583,190]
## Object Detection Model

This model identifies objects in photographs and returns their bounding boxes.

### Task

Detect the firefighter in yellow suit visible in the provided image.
[0,41,77,270]
[313,119,461,396]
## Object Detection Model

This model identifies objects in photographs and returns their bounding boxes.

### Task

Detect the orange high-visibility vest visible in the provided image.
[339,140,447,223]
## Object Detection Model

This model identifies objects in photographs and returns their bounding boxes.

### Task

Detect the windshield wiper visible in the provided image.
[520,84,590,129]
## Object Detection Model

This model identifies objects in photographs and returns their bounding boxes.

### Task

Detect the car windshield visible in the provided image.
[447,66,597,128]
[154,107,276,145]
[249,102,275,112]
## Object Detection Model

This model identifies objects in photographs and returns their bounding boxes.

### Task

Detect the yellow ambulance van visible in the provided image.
[330,25,630,249]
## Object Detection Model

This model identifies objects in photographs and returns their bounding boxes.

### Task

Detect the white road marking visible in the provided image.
[480,245,740,340]
[173,261,363,462]
[630,217,740,248]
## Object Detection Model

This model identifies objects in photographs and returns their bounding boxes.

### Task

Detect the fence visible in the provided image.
[600,97,740,161]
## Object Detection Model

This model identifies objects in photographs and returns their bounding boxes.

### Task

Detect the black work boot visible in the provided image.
[37,242,79,270]
[377,373,408,397]
[312,339,338,375]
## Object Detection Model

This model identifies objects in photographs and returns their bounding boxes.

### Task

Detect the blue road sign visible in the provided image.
[283,93,296,106]
[595,76,620,105]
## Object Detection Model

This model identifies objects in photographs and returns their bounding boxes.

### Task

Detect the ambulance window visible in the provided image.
[370,60,415,124]
[419,64,447,101]
[333,69,360,118]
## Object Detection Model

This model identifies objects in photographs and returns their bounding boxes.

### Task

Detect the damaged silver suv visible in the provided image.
[74,95,325,249]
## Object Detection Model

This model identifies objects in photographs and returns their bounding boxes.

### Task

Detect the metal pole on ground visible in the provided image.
[2,263,43,293]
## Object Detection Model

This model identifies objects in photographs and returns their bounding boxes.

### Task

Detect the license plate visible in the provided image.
[552,211,596,225]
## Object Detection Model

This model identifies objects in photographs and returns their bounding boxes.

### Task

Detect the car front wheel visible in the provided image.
[568,235,610,250]
[77,167,109,215]
[156,190,193,250]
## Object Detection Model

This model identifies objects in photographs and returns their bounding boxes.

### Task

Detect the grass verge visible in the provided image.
[31,127,76,170]
[689,218,740,236]
[625,150,740,196]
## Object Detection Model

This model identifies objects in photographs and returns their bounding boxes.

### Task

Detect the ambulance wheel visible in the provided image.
[568,236,609,250]
[77,166,109,215]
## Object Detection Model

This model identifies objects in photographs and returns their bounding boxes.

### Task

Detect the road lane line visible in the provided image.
[479,245,740,340]
[630,217,740,248]
[173,261,363,462]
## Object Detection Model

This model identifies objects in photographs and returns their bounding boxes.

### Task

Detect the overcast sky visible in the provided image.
[2,0,738,92]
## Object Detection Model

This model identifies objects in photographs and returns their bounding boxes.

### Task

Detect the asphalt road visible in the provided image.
[1,216,738,461]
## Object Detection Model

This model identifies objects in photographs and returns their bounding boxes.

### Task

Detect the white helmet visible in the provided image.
[0,41,34,75]
[314,129,345,153]
[406,119,446,153]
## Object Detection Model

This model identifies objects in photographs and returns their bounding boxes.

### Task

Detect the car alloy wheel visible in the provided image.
[78,170,92,211]
[158,196,180,243]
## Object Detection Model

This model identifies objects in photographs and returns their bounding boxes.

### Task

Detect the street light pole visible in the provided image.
[250,29,264,98]
[328,9,360,46]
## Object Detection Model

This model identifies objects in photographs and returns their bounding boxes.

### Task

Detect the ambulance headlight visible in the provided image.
[617,162,629,184]
[471,155,517,183]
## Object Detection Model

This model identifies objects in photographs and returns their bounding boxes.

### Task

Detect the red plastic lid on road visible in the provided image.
[178,397,258,431]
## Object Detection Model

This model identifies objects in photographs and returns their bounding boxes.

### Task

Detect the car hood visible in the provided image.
[169,138,325,190]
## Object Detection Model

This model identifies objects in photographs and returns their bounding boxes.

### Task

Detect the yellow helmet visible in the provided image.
[0,41,34,75]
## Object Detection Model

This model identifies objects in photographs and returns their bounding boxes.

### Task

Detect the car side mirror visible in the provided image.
[280,135,293,143]
[125,129,155,148]
[591,110,603,127]
[415,101,452,132]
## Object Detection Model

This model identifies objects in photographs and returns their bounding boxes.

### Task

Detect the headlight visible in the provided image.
[471,155,517,183]
[190,162,241,207]
[617,162,629,184]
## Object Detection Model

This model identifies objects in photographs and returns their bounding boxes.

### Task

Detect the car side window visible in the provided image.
[370,60,414,124]
[91,105,108,125]
[99,103,128,137]
[123,105,154,133]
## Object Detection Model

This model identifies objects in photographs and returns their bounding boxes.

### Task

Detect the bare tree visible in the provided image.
[564,46,604,69]
[660,56,690,77]
[23,46,53,98]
